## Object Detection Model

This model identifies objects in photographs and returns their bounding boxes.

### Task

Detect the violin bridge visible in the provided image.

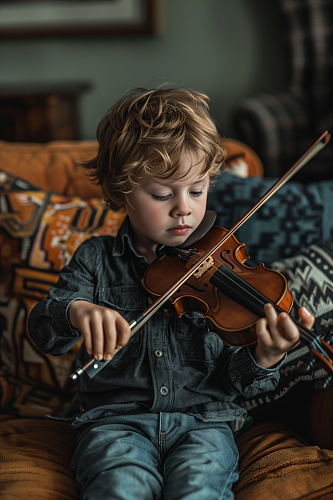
[194,256,214,279]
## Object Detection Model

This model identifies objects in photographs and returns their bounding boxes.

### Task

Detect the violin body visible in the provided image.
[143,226,294,347]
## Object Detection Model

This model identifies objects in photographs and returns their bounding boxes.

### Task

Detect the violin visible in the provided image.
[70,130,333,380]
[143,225,333,372]
[144,225,294,348]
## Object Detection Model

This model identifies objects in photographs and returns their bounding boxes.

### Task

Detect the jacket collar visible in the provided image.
[112,215,143,258]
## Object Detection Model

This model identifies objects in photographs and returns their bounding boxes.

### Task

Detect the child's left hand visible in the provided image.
[254,304,315,368]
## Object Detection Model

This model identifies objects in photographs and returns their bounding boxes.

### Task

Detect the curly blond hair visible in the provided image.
[82,87,226,211]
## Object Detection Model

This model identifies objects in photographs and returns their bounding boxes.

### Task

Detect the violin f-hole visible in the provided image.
[220,250,234,270]
[181,283,208,293]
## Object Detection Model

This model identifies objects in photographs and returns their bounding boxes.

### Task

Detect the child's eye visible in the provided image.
[190,191,203,197]
[152,194,171,201]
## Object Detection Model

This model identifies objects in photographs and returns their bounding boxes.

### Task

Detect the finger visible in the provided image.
[90,313,105,361]
[80,316,93,355]
[255,316,274,346]
[103,313,118,361]
[298,307,315,330]
[263,303,280,340]
[115,316,131,349]
[277,311,300,343]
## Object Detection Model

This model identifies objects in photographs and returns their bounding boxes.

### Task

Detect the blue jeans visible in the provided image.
[70,412,239,500]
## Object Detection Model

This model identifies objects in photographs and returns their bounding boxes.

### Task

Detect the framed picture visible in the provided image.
[0,0,158,38]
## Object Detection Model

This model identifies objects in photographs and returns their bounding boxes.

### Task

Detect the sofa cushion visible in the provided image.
[208,172,333,266]
[0,169,125,417]
[234,422,333,500]
[0,138,263,199]
[271,238,333,339]
[0,139,100,197]
[232,238,333,443]
[0,414,78,500]
[208,171,333,442]
[1,415,333,500]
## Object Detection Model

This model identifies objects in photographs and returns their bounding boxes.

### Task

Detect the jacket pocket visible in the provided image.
[98,284,146,364]
[174,313,222,365]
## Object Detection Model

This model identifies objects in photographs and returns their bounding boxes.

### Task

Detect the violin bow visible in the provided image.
[70,130,331,380]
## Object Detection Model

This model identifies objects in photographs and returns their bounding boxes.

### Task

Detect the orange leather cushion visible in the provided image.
[0,139,101,198]
[2,415,333,500]
[235,422,333,500]
[0,415,78,500]
[0,138,262,201]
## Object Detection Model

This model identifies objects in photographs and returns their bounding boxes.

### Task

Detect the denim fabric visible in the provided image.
[28,216,283,422]
[70,412,239,500]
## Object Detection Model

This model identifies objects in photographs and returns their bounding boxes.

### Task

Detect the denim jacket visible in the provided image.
[28,216,283,427]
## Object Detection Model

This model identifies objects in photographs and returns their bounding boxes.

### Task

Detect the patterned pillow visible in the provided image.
[0,170,126,417]
[234,238,333,436]
[208,172,333,266]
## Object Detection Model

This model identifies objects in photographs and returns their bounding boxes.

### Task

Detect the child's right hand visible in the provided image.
[68,300,131,361]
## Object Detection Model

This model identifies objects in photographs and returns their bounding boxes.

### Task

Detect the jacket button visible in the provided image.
[154,349,163,358]
[160,386,168,396]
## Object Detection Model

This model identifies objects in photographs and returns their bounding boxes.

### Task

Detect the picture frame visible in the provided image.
[0,0,158,39]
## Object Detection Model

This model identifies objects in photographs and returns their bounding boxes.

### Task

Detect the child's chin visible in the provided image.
[167,233,190,243]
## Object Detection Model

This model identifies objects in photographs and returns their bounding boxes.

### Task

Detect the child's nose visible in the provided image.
[171,198,192,217]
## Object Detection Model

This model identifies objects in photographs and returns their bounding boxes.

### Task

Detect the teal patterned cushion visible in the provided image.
[208,172,333,266]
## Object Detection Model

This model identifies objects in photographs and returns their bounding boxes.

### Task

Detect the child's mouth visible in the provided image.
[168,225,191,235]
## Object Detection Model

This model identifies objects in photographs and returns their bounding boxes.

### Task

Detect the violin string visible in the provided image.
[181,249,327,358]
[186,250,325,355]
[185,251,325,356]
[194,252,327,358]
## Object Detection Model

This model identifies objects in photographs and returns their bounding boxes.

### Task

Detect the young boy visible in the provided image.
[28,87,314,500]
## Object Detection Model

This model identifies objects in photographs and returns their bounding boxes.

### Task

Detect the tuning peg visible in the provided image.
[314,375,332,392]
[298,357,317,373]
[324,331,333,345]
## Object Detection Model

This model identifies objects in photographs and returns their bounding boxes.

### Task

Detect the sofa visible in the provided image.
[1,137,333,500]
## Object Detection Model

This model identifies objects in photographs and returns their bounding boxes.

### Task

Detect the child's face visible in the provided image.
[124,151,209,261]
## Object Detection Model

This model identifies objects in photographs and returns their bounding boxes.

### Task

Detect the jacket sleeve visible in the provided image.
[28,237,100,356]
[218,342,285,399]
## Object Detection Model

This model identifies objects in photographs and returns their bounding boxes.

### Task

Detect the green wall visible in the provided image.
[0,0,289,140]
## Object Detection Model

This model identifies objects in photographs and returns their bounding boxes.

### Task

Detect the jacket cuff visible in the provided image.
[54,298,91,337]
[229,346,286,398]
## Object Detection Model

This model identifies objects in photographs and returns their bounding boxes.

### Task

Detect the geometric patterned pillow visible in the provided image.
[208,172,333,267]
[0,169,126,417]
[272,239,333,337]
[235,238,333,435]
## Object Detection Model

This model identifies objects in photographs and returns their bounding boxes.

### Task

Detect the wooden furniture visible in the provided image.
[0,82,92,142]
